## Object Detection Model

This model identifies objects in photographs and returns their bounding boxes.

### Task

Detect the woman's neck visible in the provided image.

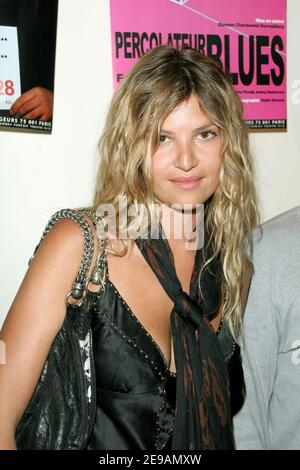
[157,202,204,251]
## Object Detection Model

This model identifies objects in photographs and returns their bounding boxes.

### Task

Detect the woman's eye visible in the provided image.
[198,130,216,140]
[159,134,170,144]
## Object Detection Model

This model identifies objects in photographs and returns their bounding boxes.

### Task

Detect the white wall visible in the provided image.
[1,0,300,325]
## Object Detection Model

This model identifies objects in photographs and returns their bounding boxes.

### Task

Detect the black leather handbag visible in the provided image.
[15,208,103,450]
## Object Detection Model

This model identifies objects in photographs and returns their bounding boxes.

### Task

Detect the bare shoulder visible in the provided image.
[27,212,100,303]
[1,215,94,338]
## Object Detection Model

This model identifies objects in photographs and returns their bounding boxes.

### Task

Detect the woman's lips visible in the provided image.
[170,177,203,189]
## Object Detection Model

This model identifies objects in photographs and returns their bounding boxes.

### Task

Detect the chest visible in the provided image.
[105,242,196,373]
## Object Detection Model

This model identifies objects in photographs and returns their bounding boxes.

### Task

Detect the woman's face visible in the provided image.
[151,93,221,208]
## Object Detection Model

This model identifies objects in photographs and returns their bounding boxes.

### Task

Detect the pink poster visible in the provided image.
[109,0,286,130]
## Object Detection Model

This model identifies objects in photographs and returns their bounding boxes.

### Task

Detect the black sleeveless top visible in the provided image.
[86,240,202,450]
[86,240,244,450]
[86,267,177,450]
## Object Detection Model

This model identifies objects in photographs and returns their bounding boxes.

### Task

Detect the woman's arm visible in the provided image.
[0,216,99,449]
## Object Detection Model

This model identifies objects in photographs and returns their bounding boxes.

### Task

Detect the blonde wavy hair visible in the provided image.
[82,45,259,339]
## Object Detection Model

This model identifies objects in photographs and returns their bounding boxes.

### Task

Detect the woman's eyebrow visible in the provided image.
[160,122,216,135]
[193,123,218,133]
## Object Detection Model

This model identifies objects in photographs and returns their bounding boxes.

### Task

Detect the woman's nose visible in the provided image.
[174,140,198,171]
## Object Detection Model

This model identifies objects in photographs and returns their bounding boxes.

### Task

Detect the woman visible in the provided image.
[0,46,258,450]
